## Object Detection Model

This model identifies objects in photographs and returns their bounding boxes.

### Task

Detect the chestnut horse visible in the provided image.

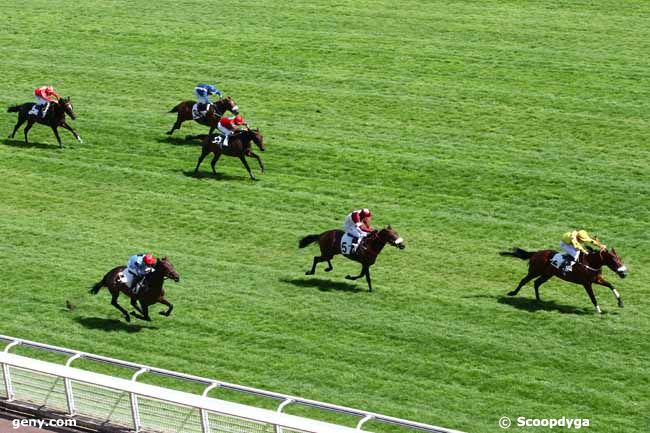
[299,226,405,291]
[7,97,82,149]
[166,96,239,136]
[89,257,180,322]
[187,128,265,180]
[500,247,628,313]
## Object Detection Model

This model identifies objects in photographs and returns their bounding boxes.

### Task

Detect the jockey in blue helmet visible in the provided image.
[194,84,222,117]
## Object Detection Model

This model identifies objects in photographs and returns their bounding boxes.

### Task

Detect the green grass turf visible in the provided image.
[1,1,649,432]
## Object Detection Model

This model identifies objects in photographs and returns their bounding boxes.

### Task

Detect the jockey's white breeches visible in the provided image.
[560,241,579,260]
[344,221,369,239]
[218,124,235,136]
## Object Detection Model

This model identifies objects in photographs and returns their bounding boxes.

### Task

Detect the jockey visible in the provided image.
[31,85,61,118]
[194,84,222,116]
[343,208,374,251]
[559,229,606,273]
[126,253,157,295]
[217,114,247,146]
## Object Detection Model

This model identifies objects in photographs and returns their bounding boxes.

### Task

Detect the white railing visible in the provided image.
[0,335,465,433]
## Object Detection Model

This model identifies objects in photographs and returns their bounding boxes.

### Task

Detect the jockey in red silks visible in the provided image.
[342,208,374,252]
[31,85,61,118]
[217,114,247,147]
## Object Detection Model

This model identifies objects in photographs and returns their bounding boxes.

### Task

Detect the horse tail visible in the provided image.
[499,247,534,260]
[89,279,104,295]
[169,104,180,113]
[299,234,320,249]
[7,105,20,113]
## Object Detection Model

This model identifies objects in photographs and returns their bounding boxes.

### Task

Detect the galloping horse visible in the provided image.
[500,247,628,313]
[166,96,239,136]
[89,257,180,322]
[299,226,405,291]
[187,128,265,180]
[7,97,82,149]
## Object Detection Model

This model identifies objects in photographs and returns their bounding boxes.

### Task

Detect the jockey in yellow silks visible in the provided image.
[559,229,606,272]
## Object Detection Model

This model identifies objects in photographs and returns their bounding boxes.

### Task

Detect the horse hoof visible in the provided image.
[325,268,333,273]
[124,315,131,323]
[507,291,517,296]
[345,275,353,280]
[618,300,625,308]
[305,271,314,275]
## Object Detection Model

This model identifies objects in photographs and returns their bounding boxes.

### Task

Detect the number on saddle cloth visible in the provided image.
[118,269,136,288]
[211,134,225,148]
[341,233,359,255]
[550,252,573,271]
[192,103,210,120]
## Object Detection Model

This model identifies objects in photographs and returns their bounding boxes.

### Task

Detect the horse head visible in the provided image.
[378,225,405,250]
[603,248,628,279]
[156,256,180,282]
[248,127,265,151]
[220,96,240,115]
[59,96,76,120]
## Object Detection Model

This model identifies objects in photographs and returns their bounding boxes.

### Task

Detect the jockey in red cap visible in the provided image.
[126,253,157,295]
[217,114,247,147]
[343,208,374,253]
[30,85,61,118]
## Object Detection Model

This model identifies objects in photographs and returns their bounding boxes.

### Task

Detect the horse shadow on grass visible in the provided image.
[181,170,248,181]
[74,317,158,333]
[156,136,197,146]
[465,294,593,315]
[282,277,364,293]
[2,138,58,150]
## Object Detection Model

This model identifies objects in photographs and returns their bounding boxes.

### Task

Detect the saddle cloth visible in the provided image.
[550,252,569,270]
[191,103,209,120]
[341,233,359,255]
[118,269,137,288]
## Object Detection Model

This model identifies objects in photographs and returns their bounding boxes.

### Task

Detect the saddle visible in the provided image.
[192,103,212,120]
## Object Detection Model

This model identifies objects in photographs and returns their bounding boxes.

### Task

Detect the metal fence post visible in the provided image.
[130,368,148,432]
[63,354,81,415]
[2,341,20,401]
[356,415,374,431]
[275,398,294,433]
[200,382,221,433]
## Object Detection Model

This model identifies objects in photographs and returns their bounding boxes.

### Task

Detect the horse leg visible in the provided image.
[239,155,256,180]
[345,265,366,281]
[130,296,146,317]
[60,121,82,143]
[324,260,333,272]
[364,265,373,292]
[507,272,537,297]
[140,302,151,321]
[166,116,183,135]
[210,152,222,175]
[110,292,131,322]
[158,297,174,316]
[23,120,35,144]
[248,151,265,173]
[10,115,27,138]
[51,126,64,149]
[194,148,210,175]
[583,283,601,313]
[594,276,624,308]
[532,274,552,302]
[305,256,327,275]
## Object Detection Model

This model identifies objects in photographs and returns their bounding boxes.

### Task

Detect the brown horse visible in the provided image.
[500,247,628,313]
[89,257,180,322]
[7,97,82,149]
[299,226,405,291]
[166,96,239,136]
[187,128,265,180]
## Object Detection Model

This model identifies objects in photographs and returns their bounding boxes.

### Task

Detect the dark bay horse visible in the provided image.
[299,226,405,291]
[187,128,265,180]
[89,257,180,322]
[166,96,239,136]
[7,97,82,149]
[500,247,628,313]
